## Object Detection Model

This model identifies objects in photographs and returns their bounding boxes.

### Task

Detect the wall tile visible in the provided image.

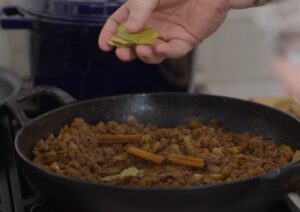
[0,30,12,70]
[10,31,31,78]
[194,9,276,84]
[202,80,287,99]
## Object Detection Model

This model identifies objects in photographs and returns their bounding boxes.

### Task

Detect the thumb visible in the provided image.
[126,0,158,32]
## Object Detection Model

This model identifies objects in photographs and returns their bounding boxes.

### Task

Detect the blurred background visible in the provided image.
[0,0,298,100]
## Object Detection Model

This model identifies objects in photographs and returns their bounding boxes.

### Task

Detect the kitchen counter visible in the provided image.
[251,96,300,119]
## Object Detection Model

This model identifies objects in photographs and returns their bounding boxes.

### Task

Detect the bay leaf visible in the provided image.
[108,36,133,48]
[101,167,144,182]
[101,175,120,182]
[108,23,159,47]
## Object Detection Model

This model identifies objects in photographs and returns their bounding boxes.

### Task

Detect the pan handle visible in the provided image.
[260,161,300,192]
[5,86,76,126]
[284,193,300,212]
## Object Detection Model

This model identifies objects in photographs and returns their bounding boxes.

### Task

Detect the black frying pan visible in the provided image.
[5,86,300,212]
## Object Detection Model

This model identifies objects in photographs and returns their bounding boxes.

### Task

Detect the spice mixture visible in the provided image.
[32,118,300,188]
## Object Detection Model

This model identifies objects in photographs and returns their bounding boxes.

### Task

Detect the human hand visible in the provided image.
[276,58,300,101]
[99,0,269,64]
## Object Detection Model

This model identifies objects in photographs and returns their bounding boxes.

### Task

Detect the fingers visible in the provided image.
[141,38,193,63]
[99,0,193,64]
[126,0,159,32]
[115,45,165,64]
[98,18,119,52]
[99,0,158,54]
[156,39,193,59]
[113,38,193,64]
[116,48,137,62]
[99,4,129,51]
[275,58,300,100]
[135,45,165,64]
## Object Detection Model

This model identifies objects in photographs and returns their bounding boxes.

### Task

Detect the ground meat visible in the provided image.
[32,118,299,188]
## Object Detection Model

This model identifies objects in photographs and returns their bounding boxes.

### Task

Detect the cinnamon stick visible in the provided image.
[98,135,141,144]
[169,154,204,168]
[126,147,165,165]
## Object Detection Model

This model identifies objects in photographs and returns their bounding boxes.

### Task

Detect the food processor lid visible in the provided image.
[15,0,125,24]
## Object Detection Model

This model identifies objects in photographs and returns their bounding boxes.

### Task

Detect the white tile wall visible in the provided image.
[192,8,286,99]
[0,0,11,69]
[0,30,12,68]
[202,80,287,100]
[0,0,30,79]
[10,31,30,78]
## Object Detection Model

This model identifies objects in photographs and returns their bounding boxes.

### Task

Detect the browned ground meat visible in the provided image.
[32,118,300,188]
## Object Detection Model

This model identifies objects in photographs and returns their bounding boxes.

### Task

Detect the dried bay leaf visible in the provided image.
[120,167,140,177]
[101,167,144,182]
[108,36,133,48]
[108,23,159,47]
[101,175,119,182]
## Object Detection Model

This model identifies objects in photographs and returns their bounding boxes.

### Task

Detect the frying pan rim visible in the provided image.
[14,92,300,191]
[0,67,22,106]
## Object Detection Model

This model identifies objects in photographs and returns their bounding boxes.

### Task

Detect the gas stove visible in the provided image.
[0,98,299,212]
[0,97,59,212]
[0,116,45,212]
